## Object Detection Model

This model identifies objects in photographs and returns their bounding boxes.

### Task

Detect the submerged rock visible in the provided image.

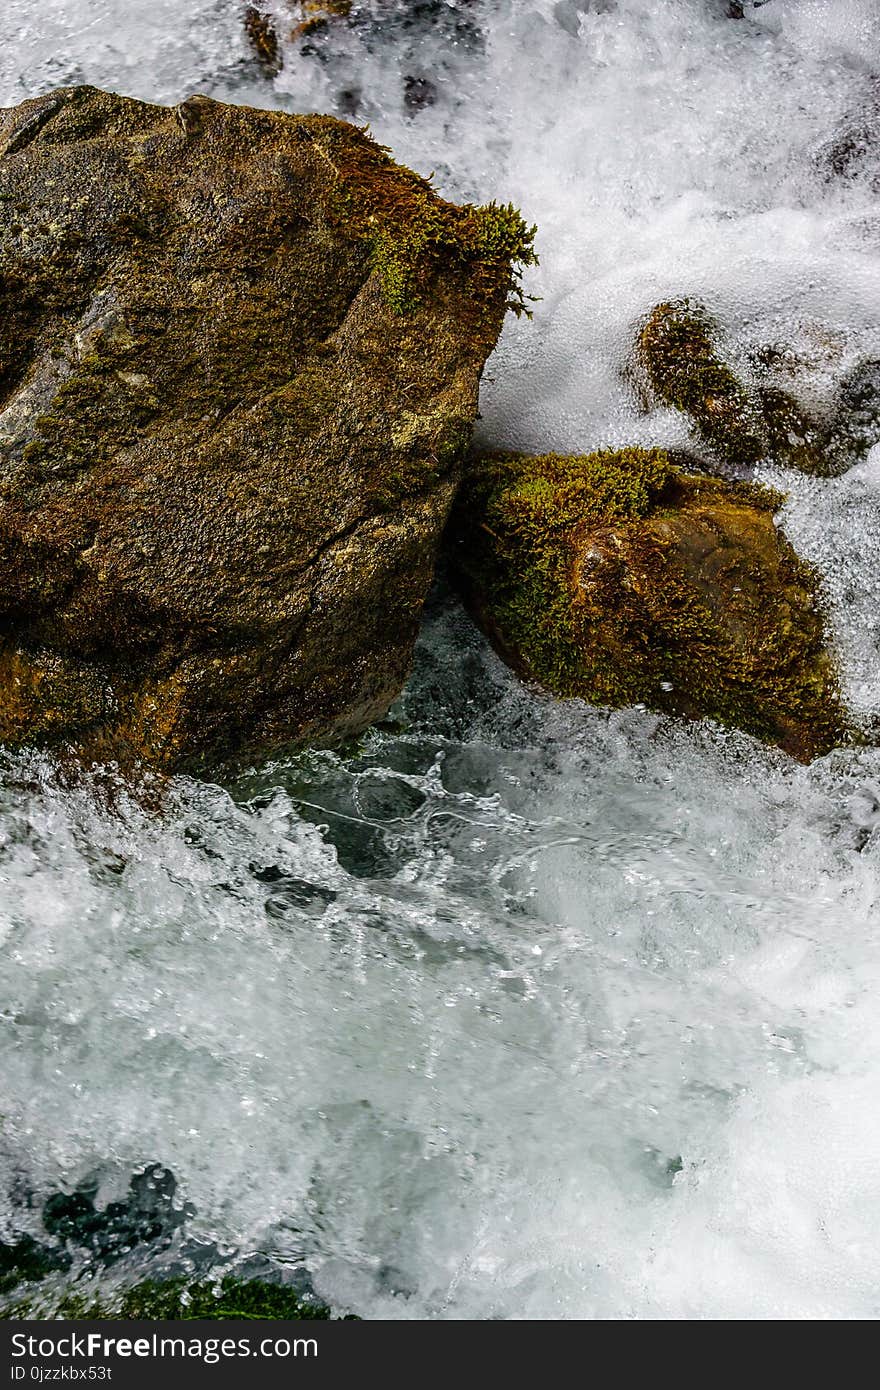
[826,357,880,467]
[635,299,834,476]
[816,74,880,194]
[0,85,534,771]
[450,449,846,761]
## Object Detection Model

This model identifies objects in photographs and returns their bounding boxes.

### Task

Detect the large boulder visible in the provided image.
[450,449,846,761]
[0,85,534,770]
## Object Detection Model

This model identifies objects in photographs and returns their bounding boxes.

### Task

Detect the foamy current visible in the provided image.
[2,0,880,1319]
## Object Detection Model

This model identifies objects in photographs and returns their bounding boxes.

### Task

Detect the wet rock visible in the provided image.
[3,1274,348,1320]
[635,299,836,476]
[0,1233,70,1294]
[0,1165,191,1297]
[826,358,880,467]
[756,384,830,476]
[403,74,437,113]
[636,299,767,470]
[290,0,354,43]
[816,75,880,192]
[41,1166,193,1264]
[0,85,533,771]
[724,0,774,15]
[449,448,846,761]
[243,5,283,75]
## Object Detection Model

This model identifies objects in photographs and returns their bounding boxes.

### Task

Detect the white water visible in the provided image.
[2,0,880,1319]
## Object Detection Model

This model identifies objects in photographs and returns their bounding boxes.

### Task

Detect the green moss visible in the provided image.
[1,1276,354,1321]
[451,448,847,761]
[454,449,675,693]
[311,120,536,320]
[367,200,537,318]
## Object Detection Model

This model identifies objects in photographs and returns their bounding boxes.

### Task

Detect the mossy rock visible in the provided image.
[450,448,847,761]
[635,299,837,476]
[0,85,534,772]
[1,1276,353,1321]
[243,6,284,74]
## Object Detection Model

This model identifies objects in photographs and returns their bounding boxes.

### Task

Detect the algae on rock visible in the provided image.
[450,448,846,761]
[0,84,533,771]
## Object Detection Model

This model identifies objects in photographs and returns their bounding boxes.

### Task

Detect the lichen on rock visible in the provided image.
[449,448,847,761]
[0,84,533,771]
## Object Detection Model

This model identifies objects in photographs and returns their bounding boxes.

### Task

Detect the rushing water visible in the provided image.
[2,0,880,1319]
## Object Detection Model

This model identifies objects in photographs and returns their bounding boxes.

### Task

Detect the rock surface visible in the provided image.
[450,449,846,761]
[0,85,533,770]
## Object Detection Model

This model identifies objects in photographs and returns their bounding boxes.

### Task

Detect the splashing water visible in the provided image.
[2,0,880,1319]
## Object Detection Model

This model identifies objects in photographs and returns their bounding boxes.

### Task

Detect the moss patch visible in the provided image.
[365,199,536,320]
[315,118,537,322]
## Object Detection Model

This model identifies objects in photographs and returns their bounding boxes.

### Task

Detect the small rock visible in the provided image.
[243,5,283,75]
[450,448,846,761]
[635,299,835,476]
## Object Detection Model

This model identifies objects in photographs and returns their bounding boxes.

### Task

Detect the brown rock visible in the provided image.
[450,449,846,761]
[0,85,534,770]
